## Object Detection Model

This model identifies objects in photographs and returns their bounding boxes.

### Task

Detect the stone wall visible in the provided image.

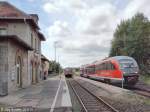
[7,22,41,52]
[7,41,30,92]
[0,41,8,89]
[0,41,8,95]
[28,51,42,84]
[0,21,42,94]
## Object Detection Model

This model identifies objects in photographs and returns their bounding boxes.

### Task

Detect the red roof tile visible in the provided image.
[0,1,29,18]
[0,2,46,41]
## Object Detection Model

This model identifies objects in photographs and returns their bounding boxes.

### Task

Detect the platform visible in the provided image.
[0,75,72,112]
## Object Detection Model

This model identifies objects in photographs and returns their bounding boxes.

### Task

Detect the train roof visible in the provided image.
[111,56,135,61]
[81,63,95,68]
[94,56,137,65]
[81,56,138,67]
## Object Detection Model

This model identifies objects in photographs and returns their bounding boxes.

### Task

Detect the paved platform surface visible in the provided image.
[0,75,72,112]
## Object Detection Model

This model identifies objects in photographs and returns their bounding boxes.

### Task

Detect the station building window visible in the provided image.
[0,28,7,35]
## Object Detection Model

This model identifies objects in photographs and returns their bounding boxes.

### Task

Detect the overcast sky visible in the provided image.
[4,0,150,67]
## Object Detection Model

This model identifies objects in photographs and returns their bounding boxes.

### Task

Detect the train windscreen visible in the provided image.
[119,59,138,73]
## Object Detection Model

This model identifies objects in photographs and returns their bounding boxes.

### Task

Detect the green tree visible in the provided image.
[109,13,150,75]
[49,61,62,74]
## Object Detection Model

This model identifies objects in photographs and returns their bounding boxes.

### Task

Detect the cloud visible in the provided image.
[46,20,71,38]
[43,2,59,13]
[62,42,109,57]
[42,1,118,67]
[41,0,150,67]
[76,4,117,35]
[123,0,150,19]
[43,0,88,14]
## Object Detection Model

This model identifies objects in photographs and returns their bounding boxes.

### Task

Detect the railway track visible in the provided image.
[133,82,150,98]
[127,86,150,98]
[133,90,150,98]
[68,79,119,112]
[82,76,150,98]
[124,83,150,98]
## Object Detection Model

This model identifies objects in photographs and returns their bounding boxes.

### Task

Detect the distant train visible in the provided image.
[64,68,73,78]
[80,56,139,86]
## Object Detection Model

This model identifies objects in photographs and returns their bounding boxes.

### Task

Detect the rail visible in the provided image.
[68,79,119,112]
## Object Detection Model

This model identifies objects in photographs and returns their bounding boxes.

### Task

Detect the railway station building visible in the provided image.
[41,54,50,80]
[0,2,45,95]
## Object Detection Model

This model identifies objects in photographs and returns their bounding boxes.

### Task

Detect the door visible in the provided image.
[31,63,34,84]
[16,56,22,88]
[31,63,36,84]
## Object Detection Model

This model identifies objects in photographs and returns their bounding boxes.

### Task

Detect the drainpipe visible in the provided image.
[24,18,27,24]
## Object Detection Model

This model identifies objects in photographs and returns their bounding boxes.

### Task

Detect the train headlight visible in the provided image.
[123,72,126,74]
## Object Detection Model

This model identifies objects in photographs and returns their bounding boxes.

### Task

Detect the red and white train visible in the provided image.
[80,56,139,86]
[64,68,73,78]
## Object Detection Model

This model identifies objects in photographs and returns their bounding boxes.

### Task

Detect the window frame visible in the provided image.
[0,28,7,35]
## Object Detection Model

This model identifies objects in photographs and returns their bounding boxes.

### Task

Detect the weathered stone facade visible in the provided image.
[0,2,45,94]
[8,41,29,92]
[41,55,50,80]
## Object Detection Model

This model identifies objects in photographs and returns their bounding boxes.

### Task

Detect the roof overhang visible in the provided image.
[0,17,39,29]
[0,35,33,50]
[41,54,50,62]
[38,31,46,41]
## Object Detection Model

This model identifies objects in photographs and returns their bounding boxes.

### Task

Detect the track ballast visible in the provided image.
[68,79,119,112]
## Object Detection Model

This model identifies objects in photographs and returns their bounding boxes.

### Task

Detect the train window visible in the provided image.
[111,63,115,70]
[100,64,104,70]
[102,63,106,70]
[96,64,101,70]
[99,64,102,70]
[106,62,110,70]
[105,63,108,70]
[105,62,108,70]
[105,61,115,70]
[96,63,110,71]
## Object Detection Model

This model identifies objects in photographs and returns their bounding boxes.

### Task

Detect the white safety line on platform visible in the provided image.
[50,77,62,112]
[61,76,72,107]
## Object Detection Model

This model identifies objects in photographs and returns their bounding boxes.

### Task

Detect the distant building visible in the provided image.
[41,55,50,80]
[0,2,45,94]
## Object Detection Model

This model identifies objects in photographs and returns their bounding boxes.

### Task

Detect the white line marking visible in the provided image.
[50,77,61,112]
[61,76,72,106]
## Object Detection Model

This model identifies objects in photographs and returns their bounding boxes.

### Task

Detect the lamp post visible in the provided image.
[54,41,57,75]
[58,55,61,78]
[54,41,57,62]
[121,74,124,88]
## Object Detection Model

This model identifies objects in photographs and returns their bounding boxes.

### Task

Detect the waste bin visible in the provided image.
[0,81,8,96]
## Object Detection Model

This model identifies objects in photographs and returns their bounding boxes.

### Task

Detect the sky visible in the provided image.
[2,0,150,67]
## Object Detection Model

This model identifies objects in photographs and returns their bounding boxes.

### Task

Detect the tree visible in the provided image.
[49,61,62,74]
[109,13,150,75]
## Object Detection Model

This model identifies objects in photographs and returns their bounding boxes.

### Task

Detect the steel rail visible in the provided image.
[68,79,88,112]
[69,79,119,112]
[76,80,119,112]
[133,90,150,98]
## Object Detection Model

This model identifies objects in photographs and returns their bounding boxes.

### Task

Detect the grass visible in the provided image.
[139,74,150,85]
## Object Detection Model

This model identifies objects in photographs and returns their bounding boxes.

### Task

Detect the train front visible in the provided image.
[118,56,139,85]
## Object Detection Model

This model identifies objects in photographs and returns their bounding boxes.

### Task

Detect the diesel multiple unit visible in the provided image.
[80,56,139,86]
